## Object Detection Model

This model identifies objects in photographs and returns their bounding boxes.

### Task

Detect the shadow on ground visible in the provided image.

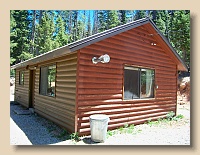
[10,101,72,145]
[82,137,101,144]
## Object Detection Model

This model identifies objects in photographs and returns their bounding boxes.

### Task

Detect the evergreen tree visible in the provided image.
[37,11,56,54]
[98,10,120,32]
[29,10,36,56]
[35,10,43,56]
[82,10,87,38]
[134,10,147,20]
[10,10,17,65]
[92,10,99,34]
[119,10,127,24]
[98,10,107,32]
[71,10,79,42]
[10,10,190,68]
[67,10,73,43]
[10,10,32,64]
[106,10,120,29]
[76,20,85,40]
[169,10,190,66]
[154,10,167,35]
[148,10,170,38]
[54,14,68,47]
[86,11,92,37]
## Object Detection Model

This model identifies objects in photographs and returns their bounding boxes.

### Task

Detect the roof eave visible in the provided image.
[11,45,71,69]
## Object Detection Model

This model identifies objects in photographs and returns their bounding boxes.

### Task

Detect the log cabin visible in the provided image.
[11,18,188,135]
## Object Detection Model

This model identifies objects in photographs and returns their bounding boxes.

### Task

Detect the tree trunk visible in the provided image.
[31,10,36,56]
[36,10,43,56]
[93,10,98,34]
[152,10,156,22]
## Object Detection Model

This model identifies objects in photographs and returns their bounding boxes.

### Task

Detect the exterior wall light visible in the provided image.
[92,54,110,64]
[151,42,157,46]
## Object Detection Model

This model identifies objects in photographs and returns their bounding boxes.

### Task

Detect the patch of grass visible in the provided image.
[127,124,134,134]
[172,114,184,121]
[119,126,125,134]
[147,119,153,126]
[166,111,175,121]
[107,123,136,137]
[70,132,80,142]
[145,112,184,127]
[107,130,114,137]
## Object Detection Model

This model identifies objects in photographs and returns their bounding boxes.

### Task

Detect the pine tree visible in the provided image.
[106,10,120,29]
[54,14,68,47]
[10,10,190,68]
[86,11,92,37]
[82,10,87,38]
[72,10,79,42]
[35,10,43,56]
[10,10,32,64]
[29,10,37,56]
[98,10,107,32]
[119,10,127,24]
[76,20,85,40]
[67,10,73,42]
[134,10,147,20]
[92,10,99,34]
[10,10,17,65]
[155,10,167,35]
[169,10,190,66]
[98,10,121,32]
[36,11,56,54]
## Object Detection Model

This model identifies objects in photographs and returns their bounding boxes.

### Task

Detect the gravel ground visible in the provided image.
[10,87,190,145]
[10,102,68,145]
[64,103,190,145]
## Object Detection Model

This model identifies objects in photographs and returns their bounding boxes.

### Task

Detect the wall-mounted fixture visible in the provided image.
[92,54,110,64]
[151,42,157,46]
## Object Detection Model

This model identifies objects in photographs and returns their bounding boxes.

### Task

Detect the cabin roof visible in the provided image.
[11,17,188,71]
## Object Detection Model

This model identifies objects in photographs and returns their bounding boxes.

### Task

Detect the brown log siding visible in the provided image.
[33,52,77,132]
[15,69,30,107]
[76,25,177,135]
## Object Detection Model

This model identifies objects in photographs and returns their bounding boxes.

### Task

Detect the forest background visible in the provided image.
[10,10,190,75]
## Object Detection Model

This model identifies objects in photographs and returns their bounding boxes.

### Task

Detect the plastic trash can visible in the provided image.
[89,114,110,142]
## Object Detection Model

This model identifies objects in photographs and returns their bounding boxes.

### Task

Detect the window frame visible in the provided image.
[123,65,155,101]
[39,63,57,97]
[19,70,24,85]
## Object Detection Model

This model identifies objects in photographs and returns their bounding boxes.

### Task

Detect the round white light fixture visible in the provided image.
[92,54,110,64]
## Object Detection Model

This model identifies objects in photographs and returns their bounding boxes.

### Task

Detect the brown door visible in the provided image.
[29,70,35,108]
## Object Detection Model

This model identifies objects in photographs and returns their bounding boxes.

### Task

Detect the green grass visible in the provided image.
[45,111,185,143]
[146,112,184,127]
[106,112,184,138]
[107,123,140,138]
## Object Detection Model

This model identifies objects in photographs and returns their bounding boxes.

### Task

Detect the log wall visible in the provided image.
[15,69,30,107]
[76,25,177,135]
[33,52,77,132]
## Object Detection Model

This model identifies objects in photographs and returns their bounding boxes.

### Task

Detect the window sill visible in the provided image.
[123,98,156,102]
[39,94,56,98]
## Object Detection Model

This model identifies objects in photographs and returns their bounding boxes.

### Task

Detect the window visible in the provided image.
[123,66,155,100]
[39,64,56,97]
[19,71,24,85]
